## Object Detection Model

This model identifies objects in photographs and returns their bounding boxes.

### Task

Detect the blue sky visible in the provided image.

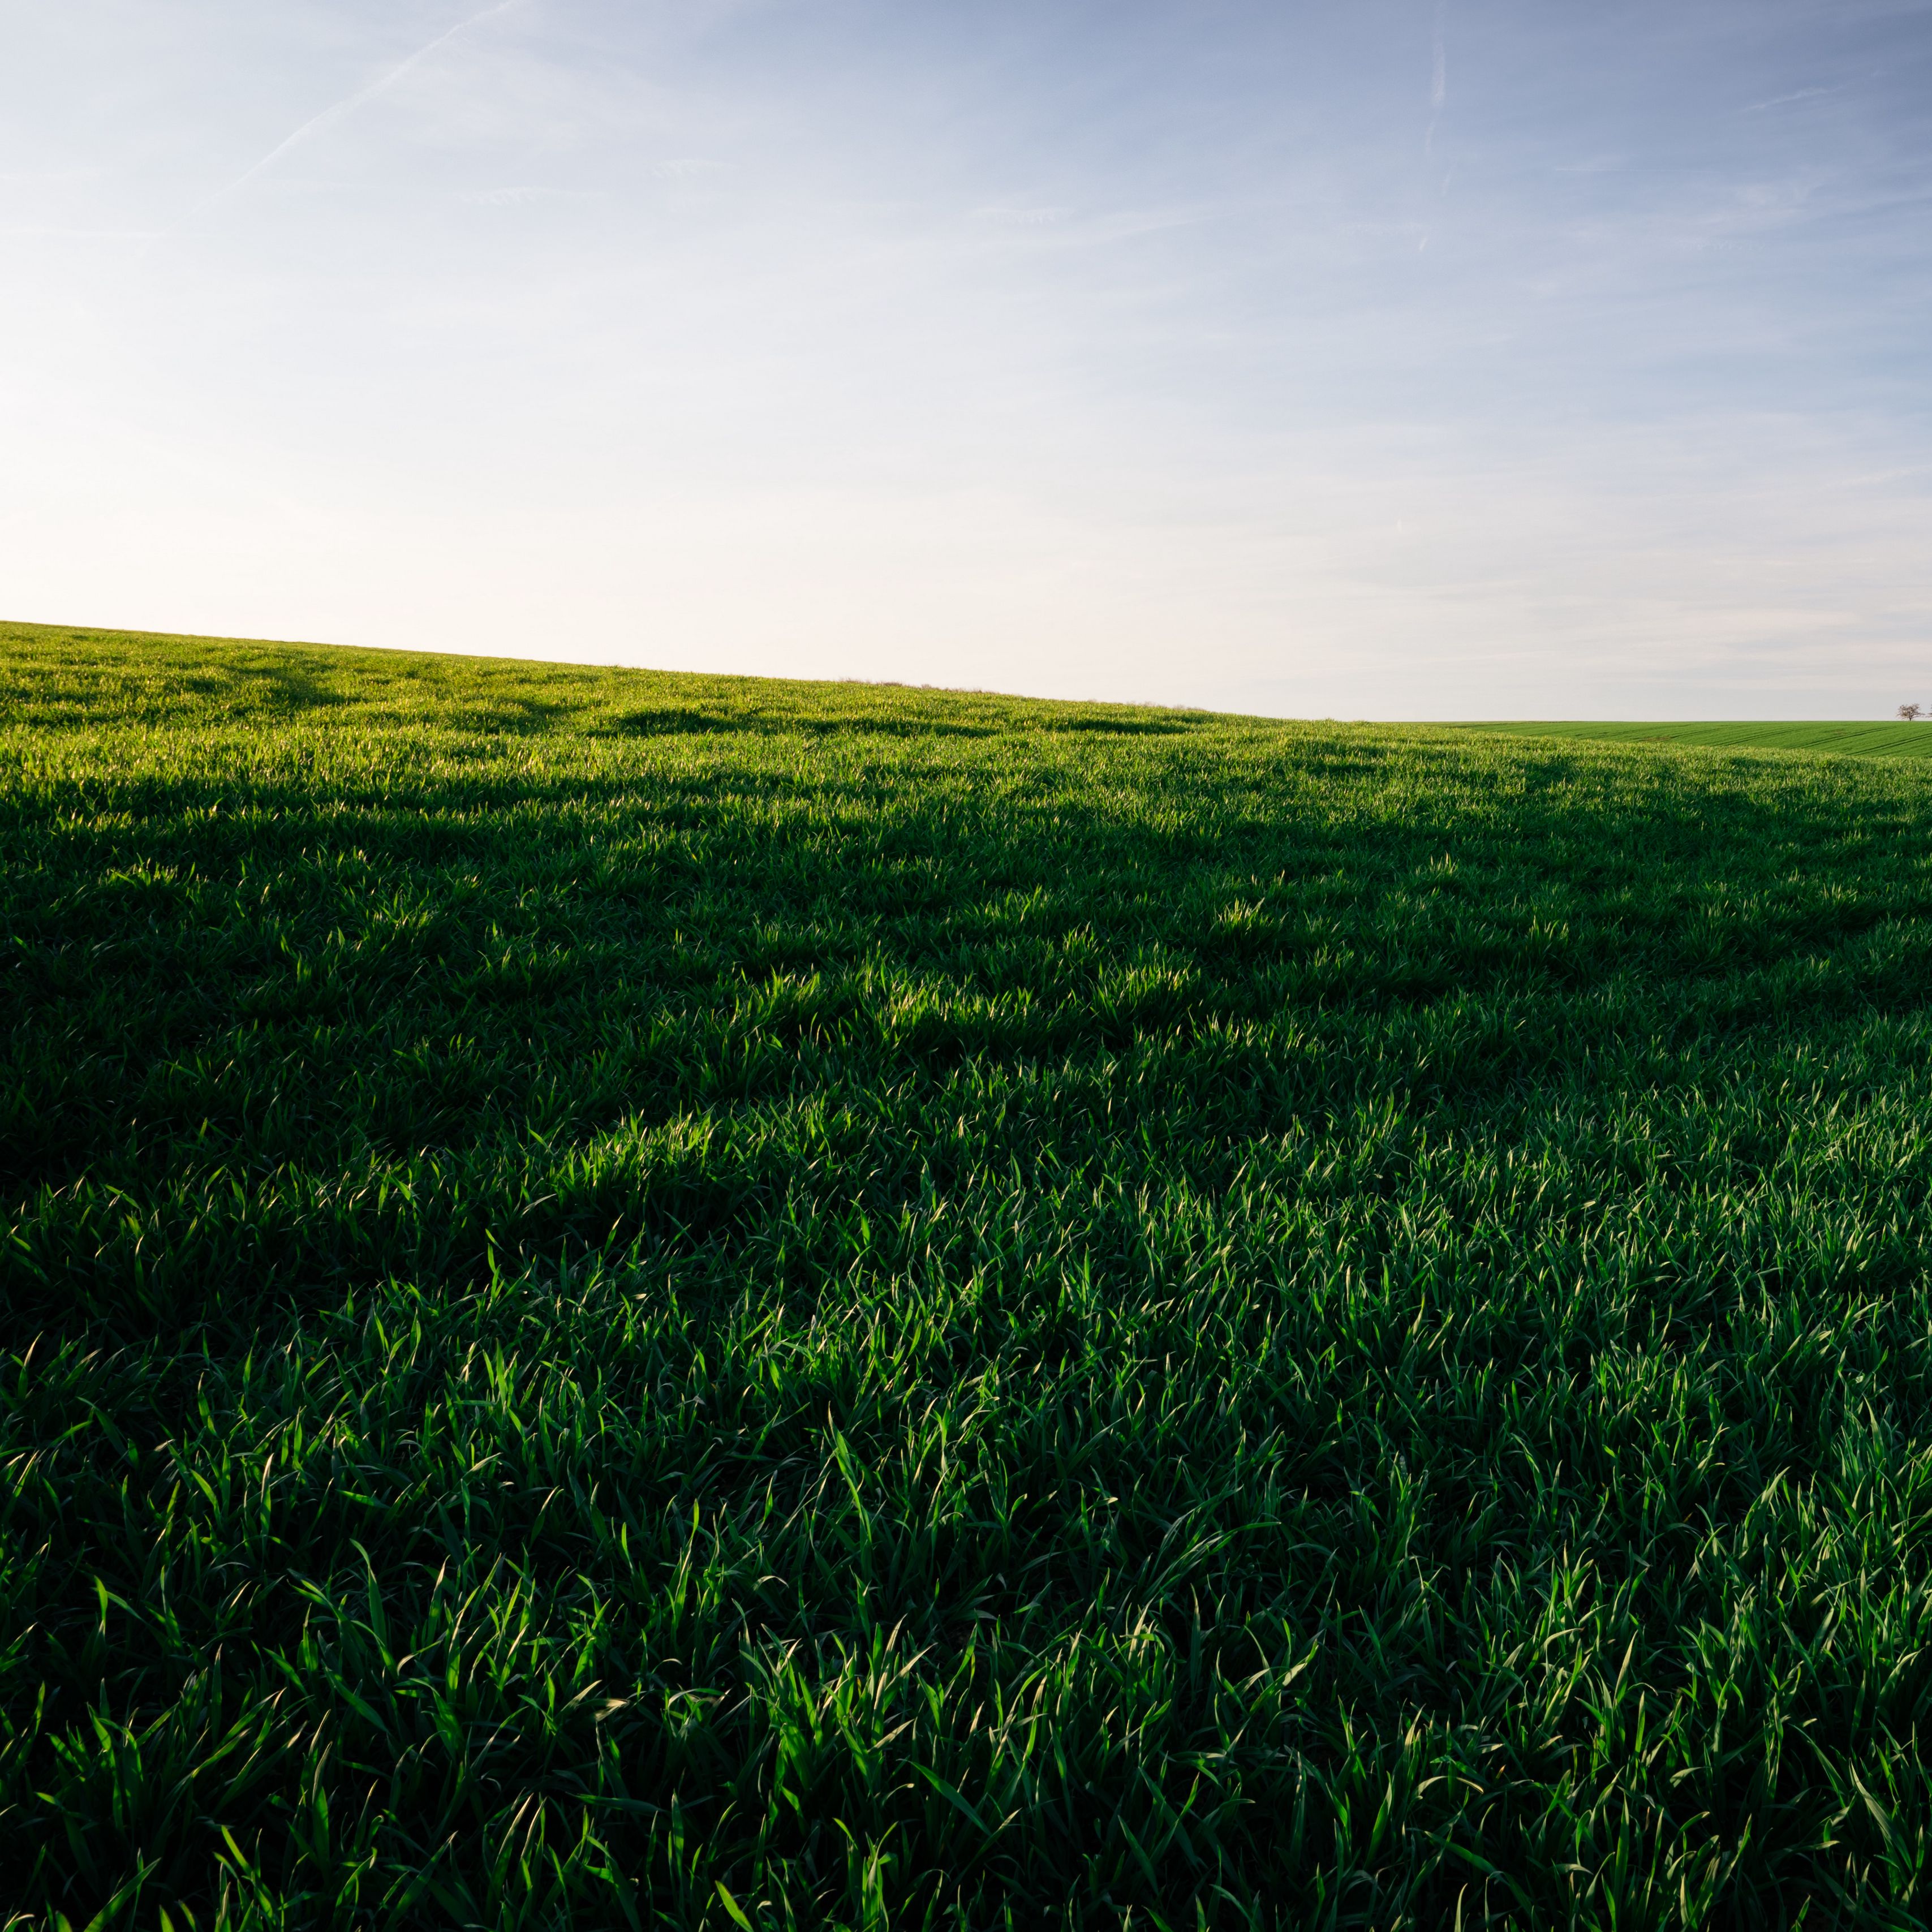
[5,0,1930,716]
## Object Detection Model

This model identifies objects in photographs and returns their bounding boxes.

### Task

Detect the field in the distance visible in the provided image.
[1464,719,1932,759]
[11,620,1932,1927]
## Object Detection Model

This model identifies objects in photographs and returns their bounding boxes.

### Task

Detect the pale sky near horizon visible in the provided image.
[5,0,1930,718]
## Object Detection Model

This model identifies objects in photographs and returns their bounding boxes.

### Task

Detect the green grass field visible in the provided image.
[12,620,1932,1927]
[1464,720,1932,759]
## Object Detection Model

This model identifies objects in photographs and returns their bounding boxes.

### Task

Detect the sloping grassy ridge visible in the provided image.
[1464,719,1932,759]
[9,621,1932,1926]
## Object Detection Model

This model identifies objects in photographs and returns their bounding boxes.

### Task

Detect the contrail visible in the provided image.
[1426,1,1447,158]
[148,0,522,247]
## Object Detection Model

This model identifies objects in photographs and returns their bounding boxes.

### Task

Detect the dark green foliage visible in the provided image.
[8,620,1932,1927]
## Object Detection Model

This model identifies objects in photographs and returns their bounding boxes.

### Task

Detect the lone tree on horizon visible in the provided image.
[1901,704,1924,721]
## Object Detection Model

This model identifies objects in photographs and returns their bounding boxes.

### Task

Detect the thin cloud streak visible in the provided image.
[1426,1,1447,157]
[153,0,524,245]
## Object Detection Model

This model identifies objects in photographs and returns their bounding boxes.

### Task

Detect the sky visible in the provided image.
[4,0,1930,718]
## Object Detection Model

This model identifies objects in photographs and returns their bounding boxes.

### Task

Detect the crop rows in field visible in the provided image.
[1462,718,1932,759]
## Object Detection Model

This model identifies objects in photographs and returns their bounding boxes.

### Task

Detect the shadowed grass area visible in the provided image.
[10,621,1932,1926]
[1462,718,1932,758]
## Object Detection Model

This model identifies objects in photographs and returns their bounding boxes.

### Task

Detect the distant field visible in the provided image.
[14,621,1932,1926]
[1462,718,1932,758]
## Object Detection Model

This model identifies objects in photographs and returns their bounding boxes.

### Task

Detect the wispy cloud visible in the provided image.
[1426,1,1447,157]
[968,205,1068,227]
[463,184,552,205]
[2,225,162,241]
[1742,84,1840,113]
[152,0,523,245]
[226,0,522,196]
